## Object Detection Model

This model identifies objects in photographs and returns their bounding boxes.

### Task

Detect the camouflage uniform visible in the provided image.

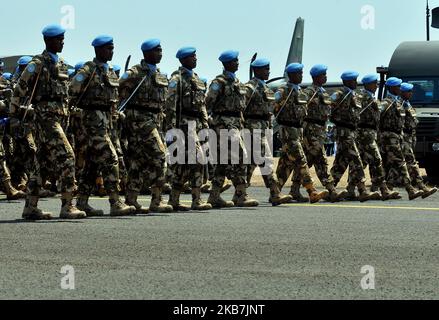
[164,67,212,211]
[401,99,436,197]
[10,50,83,219]
[119,60,172,213]
[206,71,258,208]
[274,82,326,203]
[302,85,339,200]
[70,59,134,216]
[379,93,423,200]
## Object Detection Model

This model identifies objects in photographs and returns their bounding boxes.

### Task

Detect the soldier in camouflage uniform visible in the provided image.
[379,77,424,200]
[10,24,86,220]
[164,47,212,211]
[119,39,173,214]
[206,50,259,208]
[70,35,135,217]
[329,71,381,202]
[400,82,437,198]
[243,58,292,206]
[344,74,401,201]
[274,63,327,204]
[302,65,340,202]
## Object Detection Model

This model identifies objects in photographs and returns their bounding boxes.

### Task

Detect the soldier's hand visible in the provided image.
[18,105,35,119]
[2,88,13,98]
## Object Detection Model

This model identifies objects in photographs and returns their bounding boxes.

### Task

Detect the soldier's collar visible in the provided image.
[180,66,193,77]
[366,90,376,98]
[387,92,400,101]
[93,58,109,72]
[141,60,158,74]
[313,84,326,93]
[46,51,59,64]
[223,70,236,81]
[288,82,301,91]
[343,86,356,96]
[253,77,266,87]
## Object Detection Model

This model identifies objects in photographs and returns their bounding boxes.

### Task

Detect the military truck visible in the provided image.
[381,41,439,181]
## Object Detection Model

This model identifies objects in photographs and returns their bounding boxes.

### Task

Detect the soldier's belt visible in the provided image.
[304,118,326,126]
[244,114,271,121]
[125,104,161,114]
[277,119,302,128]
[38,97,65,103]
[358,123,378,131]
[181,110,203,119]
[80,105,111,112]
[212,111,242,118]
[332,120,357,131]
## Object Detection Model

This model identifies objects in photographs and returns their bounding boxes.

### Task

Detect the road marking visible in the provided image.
[284,203,439,212]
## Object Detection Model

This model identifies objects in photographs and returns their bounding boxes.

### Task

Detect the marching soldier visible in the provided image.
[329,71,381,202]
[10,24,86,220]
[302,65,340,202]
[379,77,424,200]
[243,58,292,205]
[400,82,437,198]
[70,35,135,216]
[206,50,259,208]
[274,63,327,204]
[164,47,212,211]
[119,39,173,214]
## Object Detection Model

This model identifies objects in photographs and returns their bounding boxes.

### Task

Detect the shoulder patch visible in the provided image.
[121,72,129,80]
[211,82,220,91]
[274,91,282,101]
[75,74,85,83]
[169,80,177,89]
[27,63,36,74]
[331,92,339,101]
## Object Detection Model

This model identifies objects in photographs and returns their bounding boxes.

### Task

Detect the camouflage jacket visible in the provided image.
[357,89,380,131]
[243,78,274,130]
[302,84,332,125]
[206,71,247,129]
[70,58,119,111]
[402,100,418,136]
[165,67,209,131]
[330,86,361,131]
[11,50,70,117]
[379,94,405,135]
[119,60,168,113]
[0,77,12,116]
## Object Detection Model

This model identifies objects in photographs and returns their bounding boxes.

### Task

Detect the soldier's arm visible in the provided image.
[69,64,93,106]
[273,87,287,114]
[118,69,138,100]
[205,80,222,114]
[164,74,179,130]
[10,59,42,117]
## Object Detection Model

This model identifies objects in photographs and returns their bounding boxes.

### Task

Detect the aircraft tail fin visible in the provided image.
[285,18,305,67]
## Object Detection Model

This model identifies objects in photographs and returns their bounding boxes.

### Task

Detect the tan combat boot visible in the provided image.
[406,185,424,201]
[358,182,382,202]
[125,191,149,215]
[338,183,359,201]
[324,183,341,203]
[380,183,401,201]
[289,182,309,203]
[233,184,259,207]
[269,183,293,206]
[201,181,212,193]
[109,192,137,216]
[77,195,104,217]
[221,181,233,193]
[191,188,212,211]
[168,188,191,212]
[418,183,438,199]
[22,195,53,221]
[149,187,173,213]
[60,193,87,219]
[304,183,327,204]
[208,185,235,209]
[4,179,26,200]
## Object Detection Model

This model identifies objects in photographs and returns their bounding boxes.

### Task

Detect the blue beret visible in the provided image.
[176,47,196,59]
[400,83,414,92]
[141,39,161,52]
[1,73,12,80]
[385,77,402,87]
[251,58,270,68]
[113,65,121,72]
[42,24,66,38]
[75,61,85,71]
[286,63,304,73]
[310,64,328,77]
[361,74,378,84]
[92,35,114,47]
[341,70,359,81]
[67,69,75,77]
[17,56,32,66]
[219,50,239,63]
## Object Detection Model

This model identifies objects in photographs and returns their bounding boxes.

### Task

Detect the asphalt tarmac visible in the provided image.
[0,187,438,300]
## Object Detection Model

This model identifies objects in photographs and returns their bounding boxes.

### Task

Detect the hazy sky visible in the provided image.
[2,0,438,82]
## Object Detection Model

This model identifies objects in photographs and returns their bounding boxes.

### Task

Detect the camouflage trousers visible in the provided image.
[330,128,366,186]
[110,119,127,184]
[380,131,412,187]
[276,126,313,189]
[125,111,167,193]
[78,110,120,195]
[169,122,205,191]
[0,137,11,183]
[9,126,37,185]
[211,122,247,189]
[347,129,385,186]
[69,112,88,181]
[303,123,334,188]
[402,134,423,186]
[28,111,76,195]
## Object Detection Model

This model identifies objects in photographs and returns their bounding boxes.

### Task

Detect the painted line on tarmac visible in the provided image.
[285,203,439,212]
